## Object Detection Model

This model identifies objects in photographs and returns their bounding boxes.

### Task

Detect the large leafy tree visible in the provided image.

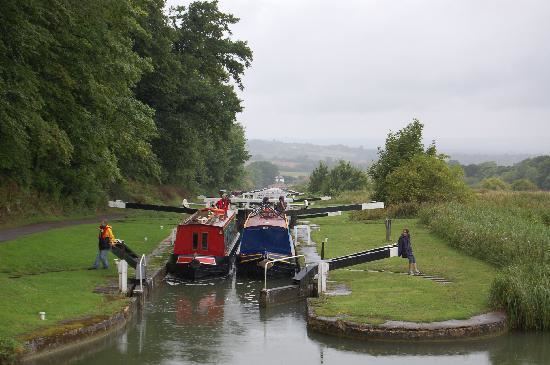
[308,162,329,193]
[309,161,368,195]
[136,1,252,190]
[385,154,469,203]
[369,119,435,201]
[0,0,158,206]
[246,161,279,189]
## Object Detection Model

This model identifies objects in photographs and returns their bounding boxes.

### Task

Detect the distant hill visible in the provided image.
[246,139,537,173]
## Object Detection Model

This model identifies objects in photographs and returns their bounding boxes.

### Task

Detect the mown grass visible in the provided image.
[0,212,181,358]
[308,215,496,324]
[418,191,550,330]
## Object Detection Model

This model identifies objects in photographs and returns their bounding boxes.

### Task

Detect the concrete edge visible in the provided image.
[306,299,508,341]
[18,240,170,363]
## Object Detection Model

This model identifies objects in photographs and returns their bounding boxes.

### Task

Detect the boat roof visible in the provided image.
[244,212,287,229]
[181,209,235,228]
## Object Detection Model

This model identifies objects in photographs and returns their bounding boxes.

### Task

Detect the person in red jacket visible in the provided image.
[215,193,231,211]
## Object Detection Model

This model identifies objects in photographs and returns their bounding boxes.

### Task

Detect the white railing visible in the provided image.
[263,254,305,290]
[136,254,147,292]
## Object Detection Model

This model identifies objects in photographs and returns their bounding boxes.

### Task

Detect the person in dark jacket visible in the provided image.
[397,228,420,275]
[90,219,115,269]
[274,196,287,214]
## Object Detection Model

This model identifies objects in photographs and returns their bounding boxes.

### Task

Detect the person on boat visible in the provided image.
[215,193,231,211]
[90,219,115,269]
[275,195,287,214]
[397,228,420,275]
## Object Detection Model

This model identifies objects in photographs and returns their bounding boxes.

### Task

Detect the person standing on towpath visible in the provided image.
[398,228,421,275]
[90,219,115,269]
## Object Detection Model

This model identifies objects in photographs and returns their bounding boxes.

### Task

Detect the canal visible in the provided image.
[28,275,548,365]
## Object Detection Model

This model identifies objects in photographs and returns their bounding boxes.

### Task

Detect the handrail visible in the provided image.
[264,254,304,290]
[137,254,147,292]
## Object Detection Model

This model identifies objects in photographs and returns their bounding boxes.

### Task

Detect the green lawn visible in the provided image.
[309,214,496,324]
[0,212,180,345]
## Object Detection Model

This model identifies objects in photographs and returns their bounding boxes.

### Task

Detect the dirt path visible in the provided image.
[0,215,122,243]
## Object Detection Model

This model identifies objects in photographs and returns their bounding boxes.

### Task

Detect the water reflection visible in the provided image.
[25,273,549,365]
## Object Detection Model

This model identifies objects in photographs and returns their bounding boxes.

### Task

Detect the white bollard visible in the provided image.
[171,228,176,245]
[317,261,329,295]
[119,260,128,294]
[39,312,46,320]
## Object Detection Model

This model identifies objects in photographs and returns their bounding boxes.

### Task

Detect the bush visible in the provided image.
[480,177,510,191]
[385,154,471,204]
[0,337,20,364]
[511,179,538,191]
[491,263,550,330]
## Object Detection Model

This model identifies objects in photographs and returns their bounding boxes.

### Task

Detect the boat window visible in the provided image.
[192,233,198,250]
[202,232,208,250]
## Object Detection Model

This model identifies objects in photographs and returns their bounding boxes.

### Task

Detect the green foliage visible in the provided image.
[512,178,538,191]
[419,192,550,329]
[491,263,550,330]
[463,155,550,190]
[0,0,252,217]
[480,177,510,191]
[139,1,252,190]
[308,161,329,193]
[368,119,426,201]
[0,337,20,364]
[245,161,279,189]
[368,119,461,204]
[385,154,470,204]
[308,161,369,195]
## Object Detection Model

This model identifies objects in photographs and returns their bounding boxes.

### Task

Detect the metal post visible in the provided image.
[321,238,327,259]
[385,218,392,242]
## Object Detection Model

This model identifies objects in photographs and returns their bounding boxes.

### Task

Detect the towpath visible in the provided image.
[0,214,122,243]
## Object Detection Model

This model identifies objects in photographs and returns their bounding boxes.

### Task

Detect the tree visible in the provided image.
[368,119,430,201]
[246,161,279,189]
[511,179,538,191]
[385,154,470,203]
[308,160,368,195]
[480,177,510,191]
[327,161,369,194]
[308,162,329,193]
[0,0,159,206]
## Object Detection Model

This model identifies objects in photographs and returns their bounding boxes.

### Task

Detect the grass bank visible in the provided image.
[308,215,496,324]
[0,210,181,362]
[418,192,550,330]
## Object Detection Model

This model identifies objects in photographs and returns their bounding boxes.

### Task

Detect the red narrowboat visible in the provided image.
[167,208,240,280]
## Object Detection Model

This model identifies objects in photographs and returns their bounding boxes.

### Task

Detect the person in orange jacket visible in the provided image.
[90,219,115,269]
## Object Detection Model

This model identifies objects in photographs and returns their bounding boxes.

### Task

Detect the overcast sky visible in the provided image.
[166,0,550,153]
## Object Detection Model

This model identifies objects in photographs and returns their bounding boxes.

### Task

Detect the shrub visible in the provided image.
[0,337,20,364]
[480,177,510,191]
[491,263,550,330]
[511,179,538,191]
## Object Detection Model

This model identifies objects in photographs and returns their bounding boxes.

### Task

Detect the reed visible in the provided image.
[418,192,550,329]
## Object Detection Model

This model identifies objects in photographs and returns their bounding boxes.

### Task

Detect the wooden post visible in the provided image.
[385,218,392,242]
[321,237,327,259]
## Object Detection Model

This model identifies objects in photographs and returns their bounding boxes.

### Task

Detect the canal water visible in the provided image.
[29,275,548,365]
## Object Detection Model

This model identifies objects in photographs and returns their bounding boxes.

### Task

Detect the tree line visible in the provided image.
[0,0,251,208]
[455,157,550,191]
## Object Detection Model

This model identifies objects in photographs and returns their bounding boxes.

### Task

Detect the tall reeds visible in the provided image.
[419,192,550,330]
